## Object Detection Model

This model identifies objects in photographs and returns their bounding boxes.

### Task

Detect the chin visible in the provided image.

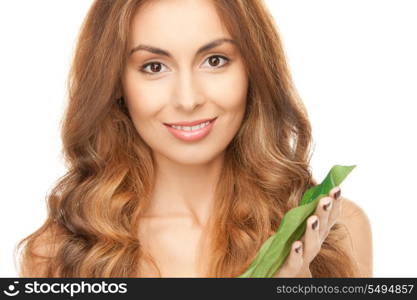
[158,145,225,166]
[168,152,218,166]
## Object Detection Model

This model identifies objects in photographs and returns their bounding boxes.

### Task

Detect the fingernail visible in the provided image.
[334,187,341,200]
[295,243,303,253]
[323,198,331,211]
[312,219,319,230]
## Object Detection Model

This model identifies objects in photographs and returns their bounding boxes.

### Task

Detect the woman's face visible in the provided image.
[121,0,248,165]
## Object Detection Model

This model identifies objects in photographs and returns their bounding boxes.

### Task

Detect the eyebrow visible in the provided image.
[129,38,236,57]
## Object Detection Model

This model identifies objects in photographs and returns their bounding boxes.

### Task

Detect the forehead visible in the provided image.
[129,0,231,49]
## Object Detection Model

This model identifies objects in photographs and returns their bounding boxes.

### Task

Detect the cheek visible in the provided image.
[122,74,165,120]
[209,67,248,113]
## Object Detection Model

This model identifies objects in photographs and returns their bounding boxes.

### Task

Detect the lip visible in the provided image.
[164,117,217,127]
[164,117,217,142]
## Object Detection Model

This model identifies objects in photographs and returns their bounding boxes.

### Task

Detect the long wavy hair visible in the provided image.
[15,0,360,277]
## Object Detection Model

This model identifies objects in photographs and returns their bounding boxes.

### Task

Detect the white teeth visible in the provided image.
[171,121,210,131]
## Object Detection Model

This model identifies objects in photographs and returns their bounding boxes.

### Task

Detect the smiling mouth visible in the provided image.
[164,117,217,130]
[167,120,213,131]
[163,117,217,142]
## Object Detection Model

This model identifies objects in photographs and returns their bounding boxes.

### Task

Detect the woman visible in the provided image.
[16,0,372,277]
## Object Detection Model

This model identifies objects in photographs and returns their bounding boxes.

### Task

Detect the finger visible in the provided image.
[274,241,304,277]
[327,186,342,227]
[314,196,332,239]
[302,215,321,263]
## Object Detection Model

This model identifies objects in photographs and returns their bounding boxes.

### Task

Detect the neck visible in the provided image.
[145,151,225,227]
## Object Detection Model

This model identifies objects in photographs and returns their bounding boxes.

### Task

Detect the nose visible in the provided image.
[173,69,205,111]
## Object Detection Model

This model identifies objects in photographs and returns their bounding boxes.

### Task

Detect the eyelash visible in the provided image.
[139,55,231,76]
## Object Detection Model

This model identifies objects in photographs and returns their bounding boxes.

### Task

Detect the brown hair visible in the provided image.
[15,0,359,277]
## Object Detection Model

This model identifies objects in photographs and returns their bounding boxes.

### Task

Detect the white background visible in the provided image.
[0,0,416,277]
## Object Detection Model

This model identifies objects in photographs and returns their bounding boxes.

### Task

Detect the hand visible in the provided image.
[273,186,343,278]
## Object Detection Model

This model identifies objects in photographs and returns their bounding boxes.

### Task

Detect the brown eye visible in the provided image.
[140,62,167,75]
[208,56,220,66]
[150,63,162,73]
[139,55,230,76]
[203,55,230,69]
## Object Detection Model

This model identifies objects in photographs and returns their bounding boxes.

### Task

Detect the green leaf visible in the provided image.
[236,164,356,278]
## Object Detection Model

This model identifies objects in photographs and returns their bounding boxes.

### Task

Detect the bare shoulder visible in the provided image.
[338,196,373,277]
